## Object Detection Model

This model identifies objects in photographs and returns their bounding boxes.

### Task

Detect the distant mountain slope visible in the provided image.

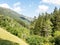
[0,14,30,39]
[0,28,28,45]
[0,7,33,25]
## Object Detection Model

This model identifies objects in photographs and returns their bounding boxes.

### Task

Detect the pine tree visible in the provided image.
[33,13,52,37]
[34,14,44,35]
[41,13,52,37]
[51,7,60,32]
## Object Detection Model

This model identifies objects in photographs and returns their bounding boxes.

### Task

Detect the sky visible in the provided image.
[0,0,60,18]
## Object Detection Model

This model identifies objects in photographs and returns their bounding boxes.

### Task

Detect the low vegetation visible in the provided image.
[0,38,19,45]
[0,28,28,45]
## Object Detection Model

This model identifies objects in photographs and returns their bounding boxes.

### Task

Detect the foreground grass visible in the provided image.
[0,28,28,45]
[0,38,19,45]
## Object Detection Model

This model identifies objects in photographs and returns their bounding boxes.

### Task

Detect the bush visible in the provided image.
[50,31,60,45]
[49,36,55,45]
[54,31,60,37]
[17,27,30,39]
[26,35,45,45]
[54,36,60,45]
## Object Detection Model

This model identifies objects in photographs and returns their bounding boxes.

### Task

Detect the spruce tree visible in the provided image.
[34,13,52,37]
[51,7,60,32]
[41,13,52,37]
[34,14,44,35]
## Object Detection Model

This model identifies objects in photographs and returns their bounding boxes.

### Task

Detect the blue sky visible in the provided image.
[0,0,60,18]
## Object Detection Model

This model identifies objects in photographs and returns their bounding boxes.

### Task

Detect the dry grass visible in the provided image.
[0,28,28,45]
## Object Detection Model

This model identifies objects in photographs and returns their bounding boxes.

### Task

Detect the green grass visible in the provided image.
[0,38,19,45]
[0,27,28,45]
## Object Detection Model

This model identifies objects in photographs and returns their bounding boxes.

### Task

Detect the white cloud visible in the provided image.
[13,6,22,13]
[0,2,22,13]
[36,5,49,13]
[0,3,10,8]
[13,2,21,7]
[13,2,22,13]
[41,0,60,5]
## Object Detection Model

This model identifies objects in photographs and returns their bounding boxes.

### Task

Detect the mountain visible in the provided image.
[0,14,30,39]
[0,27,28,45]
[0,7,33,25]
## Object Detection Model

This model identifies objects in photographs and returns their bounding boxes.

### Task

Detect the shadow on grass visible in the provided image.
[0,38,19,45]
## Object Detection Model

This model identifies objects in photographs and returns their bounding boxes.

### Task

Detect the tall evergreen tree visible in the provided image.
[34,13,52,37]
[41,13,52,37]
[34,14,44,35]
[51,7,60,33]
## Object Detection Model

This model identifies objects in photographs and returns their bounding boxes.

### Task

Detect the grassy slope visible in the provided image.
[0,27,28,45]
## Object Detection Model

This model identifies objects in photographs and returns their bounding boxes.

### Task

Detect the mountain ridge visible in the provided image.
[0,7,33,25]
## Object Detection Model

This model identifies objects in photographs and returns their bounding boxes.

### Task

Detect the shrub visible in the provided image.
[54,31,60,37]
[49,31,60,45]
[26,35,45,45]
[54,36,60,45]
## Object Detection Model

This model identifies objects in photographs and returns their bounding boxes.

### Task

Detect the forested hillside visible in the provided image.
[0,14,30,39]
[0,7,32,27]
[0,7,60,45]
[29,7,60,45]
